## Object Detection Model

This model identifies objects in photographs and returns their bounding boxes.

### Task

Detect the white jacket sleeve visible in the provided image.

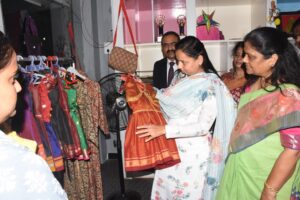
[165,95,217,139]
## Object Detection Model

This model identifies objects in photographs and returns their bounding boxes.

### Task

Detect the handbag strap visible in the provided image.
[113,0,138,56]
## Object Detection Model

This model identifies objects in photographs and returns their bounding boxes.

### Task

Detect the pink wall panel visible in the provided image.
[124,0,186,44]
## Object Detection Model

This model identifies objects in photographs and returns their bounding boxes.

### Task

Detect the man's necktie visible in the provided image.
[168,61,175,86]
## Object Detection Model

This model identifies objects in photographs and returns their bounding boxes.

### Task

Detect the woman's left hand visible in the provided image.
[260,187,277,200]
[136,125,166,142]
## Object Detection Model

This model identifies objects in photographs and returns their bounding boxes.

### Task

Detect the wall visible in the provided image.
[71,0,113,81]
[50,5,71,58]
[124,0,186,44]
[124,0,153,44]
[251,0,268,29]
[196,4,251,40]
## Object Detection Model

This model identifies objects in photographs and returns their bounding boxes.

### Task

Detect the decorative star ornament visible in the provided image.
[197,10,219,33]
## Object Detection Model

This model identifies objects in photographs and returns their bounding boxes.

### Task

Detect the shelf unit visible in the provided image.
[125,39,242,77]
[123,0,273,77]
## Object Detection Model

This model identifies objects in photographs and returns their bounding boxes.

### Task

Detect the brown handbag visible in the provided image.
[109,47,137,73]
[108,0,138,73]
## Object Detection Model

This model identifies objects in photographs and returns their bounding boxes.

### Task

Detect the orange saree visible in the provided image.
[123,75,180,172]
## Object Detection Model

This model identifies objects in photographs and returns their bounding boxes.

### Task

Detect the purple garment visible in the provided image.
[13,76,44,153]
[23,15,41,55]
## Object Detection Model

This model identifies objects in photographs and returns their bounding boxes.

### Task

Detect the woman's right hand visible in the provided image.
[136,125,166,142]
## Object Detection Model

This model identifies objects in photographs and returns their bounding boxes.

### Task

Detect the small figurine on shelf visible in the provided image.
[197,10,219,33]
[268,0,280,28]
[177,15,186,36]
[196,10,223,40]
[155,15,165,36]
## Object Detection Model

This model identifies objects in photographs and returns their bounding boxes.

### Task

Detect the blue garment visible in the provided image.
[0,130,68,200]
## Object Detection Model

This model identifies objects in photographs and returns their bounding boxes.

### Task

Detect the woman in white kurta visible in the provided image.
[137,36,236,200]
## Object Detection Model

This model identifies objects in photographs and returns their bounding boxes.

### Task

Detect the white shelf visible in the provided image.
[196,0,252,7]
[125,39,242,77]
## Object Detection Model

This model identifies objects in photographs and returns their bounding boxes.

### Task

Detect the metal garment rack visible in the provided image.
[17,55,74,65]
[17,56,88,81]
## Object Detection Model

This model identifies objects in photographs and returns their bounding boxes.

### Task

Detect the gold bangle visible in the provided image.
[264,181,279,194]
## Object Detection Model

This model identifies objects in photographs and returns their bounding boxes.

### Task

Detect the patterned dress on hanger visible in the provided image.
[64,79,109,200]
[123,74,180,172]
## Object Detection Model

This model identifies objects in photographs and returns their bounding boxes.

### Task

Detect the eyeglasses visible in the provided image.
[162,42,177,48]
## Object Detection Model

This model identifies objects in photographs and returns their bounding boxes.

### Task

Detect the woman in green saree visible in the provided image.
[216,27,300,200]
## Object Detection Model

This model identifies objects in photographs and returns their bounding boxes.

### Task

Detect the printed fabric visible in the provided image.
[229,84,300,153]
[153,72,236,200]
[0,129,67,200]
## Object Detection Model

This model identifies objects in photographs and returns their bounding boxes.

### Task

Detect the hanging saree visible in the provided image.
[217,84,300,200]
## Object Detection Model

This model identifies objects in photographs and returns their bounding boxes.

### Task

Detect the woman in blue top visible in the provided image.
[0,31,68,200]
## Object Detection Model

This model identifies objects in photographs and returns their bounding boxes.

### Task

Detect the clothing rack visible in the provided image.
[17,55,86,80]
[17,55,74,64]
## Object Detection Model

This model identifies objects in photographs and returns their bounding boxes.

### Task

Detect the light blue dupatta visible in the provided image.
[156,72,237,200]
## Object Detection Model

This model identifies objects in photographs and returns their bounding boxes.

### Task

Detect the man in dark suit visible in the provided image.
[153,31,180,89]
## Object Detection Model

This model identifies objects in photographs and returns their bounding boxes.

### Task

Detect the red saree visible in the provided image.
[123,75,180,172]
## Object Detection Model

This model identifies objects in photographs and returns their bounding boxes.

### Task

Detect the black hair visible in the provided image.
[292,17,300,33]
[161,31,180,45]
[231,41,244,57]
[244,27,300,90]
[231,42,257,84]
[175,36,219,77]
[0,31,14,71]
[231,41,245,73]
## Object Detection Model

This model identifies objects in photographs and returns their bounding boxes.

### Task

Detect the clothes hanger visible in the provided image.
[36,56,45,71]
[36,55,50,71]
[41,56,49,69]
[67,66,86,80]
[50,56,67,78]
[25,55,38,72]
[17,55,24,61]
[17,55,27,73]
[53,56,59,67]
[30,73,45,85]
